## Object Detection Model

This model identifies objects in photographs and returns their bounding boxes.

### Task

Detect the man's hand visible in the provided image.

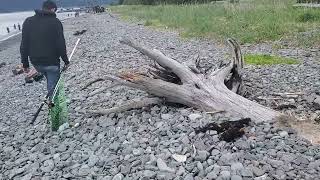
[23,67,30,73]
[62,63,70,71]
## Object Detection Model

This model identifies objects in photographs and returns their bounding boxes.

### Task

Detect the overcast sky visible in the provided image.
[0,0,115,13]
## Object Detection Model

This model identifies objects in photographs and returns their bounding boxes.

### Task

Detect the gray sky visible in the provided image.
[0,0,115,13]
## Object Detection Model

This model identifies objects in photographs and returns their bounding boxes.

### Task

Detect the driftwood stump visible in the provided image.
[87,38,282,123]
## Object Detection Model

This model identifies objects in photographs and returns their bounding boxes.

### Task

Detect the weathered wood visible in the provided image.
[120,38,281,122]
[82,78,104,90]
[89,38,283,123]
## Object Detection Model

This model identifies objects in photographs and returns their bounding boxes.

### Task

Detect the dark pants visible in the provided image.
[34,65,60,98]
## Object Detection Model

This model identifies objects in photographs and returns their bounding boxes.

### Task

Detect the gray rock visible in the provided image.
[251,167,265,177]
[112,173,124,180]
[268,159,284,168]
[211,149,220,156]
[161,113,172,120]
[156,172,175,180]
[280,154,295,163]
[41,159,55,173]
[219,153,235,165]
[120,165,131,175]
[188,113,202,121]
[234,140,251,150]
[231,162,244,174]
[20,173,33,180]
[181,136,190,144]
[197,161,204,171]
[157,158,175,173]
[57,144,67,152]
[132,148,143,156]
[314,96,320,109]
[219,171,231,180]
[206,171,218,180]
[9,167,25,179]
[275,169,286,179]
[184,173,194,180]
[99,118,116,128]
[294,155,309,165]
[231,175,242,180]
[195,150,209,161]
[101,176,113,180]
[109,142,120,152]
[241,168,253,177]
[176,166,186,176]
[308,160,320,169]
[78,164,91,176]
[254,174,268,180]
[279,131,289,137]
[88,155,99,167]
[143,170,156,178]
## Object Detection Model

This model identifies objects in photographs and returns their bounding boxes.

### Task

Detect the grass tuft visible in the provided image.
[244,54,299,65]
[297,12,320,22]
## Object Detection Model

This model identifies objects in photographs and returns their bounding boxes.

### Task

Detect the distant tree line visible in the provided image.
[297,0,320,3]
[119,0,228,5]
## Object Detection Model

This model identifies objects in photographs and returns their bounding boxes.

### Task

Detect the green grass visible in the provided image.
[244,54,299,65]
[110,0,320,47]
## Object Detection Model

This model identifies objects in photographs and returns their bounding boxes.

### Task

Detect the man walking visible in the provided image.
[20,0,69,98]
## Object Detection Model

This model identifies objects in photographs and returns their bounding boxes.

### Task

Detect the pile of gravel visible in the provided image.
[0,13,320,180]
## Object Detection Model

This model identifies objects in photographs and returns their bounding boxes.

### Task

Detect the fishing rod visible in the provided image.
[30,38,81,125]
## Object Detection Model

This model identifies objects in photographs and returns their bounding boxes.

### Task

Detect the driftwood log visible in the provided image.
[87,38,283,123]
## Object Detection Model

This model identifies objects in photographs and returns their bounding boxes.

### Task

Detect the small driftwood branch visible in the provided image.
[87,97,162,115]
[82,78,104,90]
[88,83,120,97]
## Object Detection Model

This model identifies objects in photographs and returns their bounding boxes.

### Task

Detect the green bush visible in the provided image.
[297,0,320,3]
[297,12,320,22]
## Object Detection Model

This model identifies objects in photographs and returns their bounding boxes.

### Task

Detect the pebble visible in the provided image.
[172,154,187,163]
[231,162,244,174]
[184,174,194,180]
[112,173,124,180]
[231,175,242,180]
[279,131,289,137]
[241,168,253,177]
[196,150,209,161]
[157,158,175,173]
[143,170,156,178]
[206,171,218,180]
[220,170,231,180]
[161,113,172,120]
[188,113,202,121]
[252,167,265,177]
[211,149,220,156]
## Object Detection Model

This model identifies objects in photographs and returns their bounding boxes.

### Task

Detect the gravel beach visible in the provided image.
[0,12,320,180]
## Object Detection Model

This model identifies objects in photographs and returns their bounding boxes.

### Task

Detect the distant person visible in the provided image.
[20,0,70,98]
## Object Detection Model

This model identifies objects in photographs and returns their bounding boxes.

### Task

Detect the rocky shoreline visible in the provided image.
[0,12,320,180]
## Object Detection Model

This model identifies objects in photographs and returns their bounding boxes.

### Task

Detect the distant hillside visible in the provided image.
[0,0,118,13]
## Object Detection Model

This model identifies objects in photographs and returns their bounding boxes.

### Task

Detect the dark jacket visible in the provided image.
[20,10,69,68]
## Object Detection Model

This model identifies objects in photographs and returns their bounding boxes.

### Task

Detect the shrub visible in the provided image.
[297,12,318,22]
